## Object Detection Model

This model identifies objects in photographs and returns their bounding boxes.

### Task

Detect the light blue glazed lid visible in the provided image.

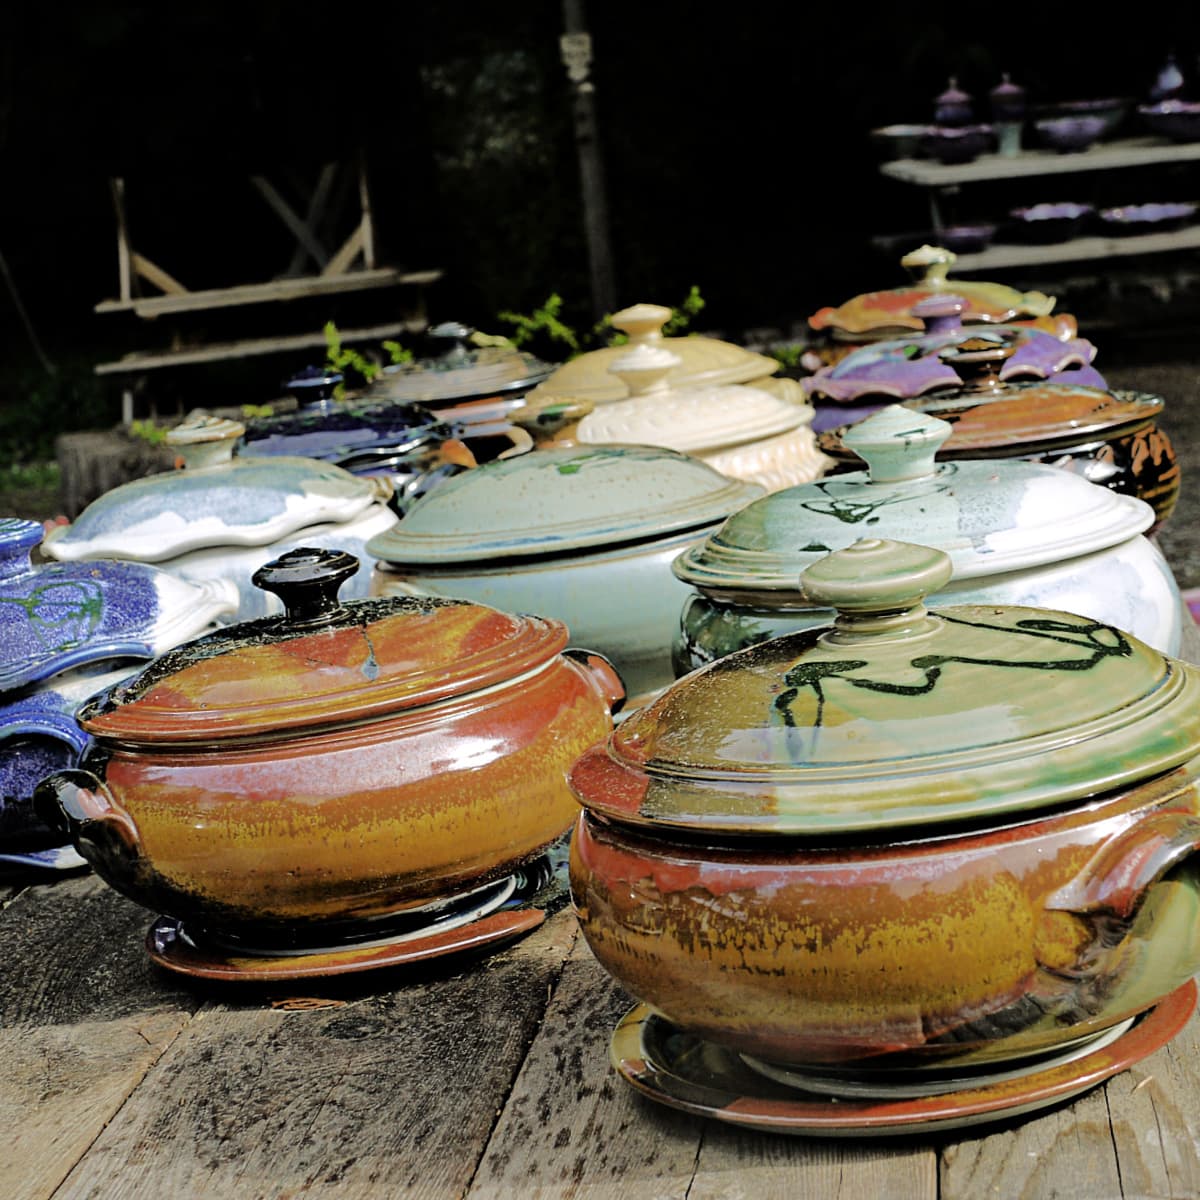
[41,414,386,564]
[0,518,238,691]
[672,404,1153,598]
[366,444,765,564]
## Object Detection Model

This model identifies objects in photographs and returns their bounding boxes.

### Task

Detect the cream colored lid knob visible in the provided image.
[609,303,673,344]
[609,344,682,397]
[165,412,245,470]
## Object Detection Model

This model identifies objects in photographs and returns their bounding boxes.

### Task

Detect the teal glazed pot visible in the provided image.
[367,445,764,706]
[672,404,1183,676]
[570,539,1200,1069]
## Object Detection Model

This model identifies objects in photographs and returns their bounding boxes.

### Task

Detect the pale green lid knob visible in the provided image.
[841,405,952,482]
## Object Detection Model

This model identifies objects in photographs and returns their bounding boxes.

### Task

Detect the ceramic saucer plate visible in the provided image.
[0,844,88,873]
[146,840,571,982]
[739,1016,1134,1100]
[609,980,1196,1137]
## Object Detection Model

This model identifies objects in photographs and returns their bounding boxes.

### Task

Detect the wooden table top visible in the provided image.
[5,860,1200,1200]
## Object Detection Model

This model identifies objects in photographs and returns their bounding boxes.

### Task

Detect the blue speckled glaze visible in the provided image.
[1,519,167,689]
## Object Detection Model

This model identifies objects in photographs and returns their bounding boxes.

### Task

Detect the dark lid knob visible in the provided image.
[939,333,1018,394]
[252,548,360,625]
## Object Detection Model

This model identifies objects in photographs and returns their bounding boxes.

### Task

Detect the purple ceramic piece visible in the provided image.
[1149,54,1185,103]
[934,77,974,125]
[802,318,1105,405]
[922,124,994,164]
[1098,202,1199,233]
[1009,202,1094,243]
[1139,100,1200,142]
[1034,113,1109,153]
[989,74,1026,122]
[0,517,237,692]
[936,224,997,253]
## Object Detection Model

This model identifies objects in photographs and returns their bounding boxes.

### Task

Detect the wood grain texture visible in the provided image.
[53,912,576,1199]
[0,876,200,1200]
[940,1009,1200,1199]
[470,929,937,1200]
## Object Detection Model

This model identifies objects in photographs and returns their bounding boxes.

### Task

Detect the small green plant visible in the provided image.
[768,343,806,371]
[128,418,168,445]
[381,340,414,366]
[240,403,274,419]
[496,293,580,355]
[324,321,382,396]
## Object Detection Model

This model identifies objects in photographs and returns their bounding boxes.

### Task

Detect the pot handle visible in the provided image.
[33,769,141,859]
[564,648,626,716]
[1045,808,1200,920]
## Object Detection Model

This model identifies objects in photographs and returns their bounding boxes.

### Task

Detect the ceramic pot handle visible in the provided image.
[33,769,141,859]
[1045,807,1200,921]
[564,648,626,716]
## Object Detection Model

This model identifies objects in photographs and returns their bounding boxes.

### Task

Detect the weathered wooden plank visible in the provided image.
[251,174,331,269]
[94,267,443,317]
[54,911,577,1198]
[0,876,200,1200]
[131,251,189,296]
[323,224,366,279]
[94,317,430,376]
[940,1010,1200,1199]
[470,934,937,1200]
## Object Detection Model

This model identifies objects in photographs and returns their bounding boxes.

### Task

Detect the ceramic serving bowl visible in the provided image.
[922,124,994,164]
[41,413,399,621]
[1097,202,1199,235]
[1007,202,1094,244]
[1139,99,1200,142]
[366,445,764,706]
[570,538,1200,1070]
[1033,113,1109,153]
[34,547,624,945]
[671,404,1183,675]
[574,345,831,493]
[817,337,1181,531]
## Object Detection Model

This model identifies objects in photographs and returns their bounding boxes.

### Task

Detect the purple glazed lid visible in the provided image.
[0,517,239,693]
[989,73,1026,120]
[934,76,974,124]
[802,302,1105,404]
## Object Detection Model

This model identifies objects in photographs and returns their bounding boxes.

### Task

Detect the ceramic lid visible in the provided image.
[802,297,1104,403]
[576,345,812,452]
[366,444,765,565]
[0,517,239,692]
[42,413,388,564]
[367,322,553,403]
[527,303,780,405]
[818,337,1164,461]
[78,547,575,744]
[673,405,1154,599]
[239,368,461,467]
[808,246,1056,337]
[572,538,1200,835]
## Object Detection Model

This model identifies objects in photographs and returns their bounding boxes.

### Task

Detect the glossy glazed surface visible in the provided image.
[572,763,1200,1066]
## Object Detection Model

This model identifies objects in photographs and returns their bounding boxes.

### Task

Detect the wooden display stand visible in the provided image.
[93,159,443,422]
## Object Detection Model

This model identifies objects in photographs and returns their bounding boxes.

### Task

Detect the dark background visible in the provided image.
[6,2,1200,428]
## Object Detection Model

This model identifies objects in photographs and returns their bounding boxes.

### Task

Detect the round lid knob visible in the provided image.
[912,293,967,336]
[165,412,245,470]
[251,547,360,626]
[609,344,682,397]
[840,405,953,482]
[800,538,952,642]
[939,333,1018,394]
[285,365,343,410]
[900,244,956,285]
[609,303,672,344]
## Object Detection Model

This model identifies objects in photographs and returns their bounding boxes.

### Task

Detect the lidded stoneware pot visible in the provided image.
[366,444,764,705]
[818,337,1180,530]
[238,366,520,515]
[807,245,1056,352]
[1,517,237,858]
[35,547,624,949]
[525,302,782,407]
[368,321,553,407]
[802,294,1104,407]
[575,345,831,492]
[570,538,1200,1074]
[672,404,1183,674]
[41,413,399,620]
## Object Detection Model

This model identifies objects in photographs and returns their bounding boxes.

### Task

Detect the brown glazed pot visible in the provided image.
[567,538,1200,1069]
[36,548,624,947]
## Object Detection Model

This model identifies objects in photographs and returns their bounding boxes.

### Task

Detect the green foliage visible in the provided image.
[496,293,580,354]
[324,321,382,396]
[0,361,115,464]
[381,340,413,365]
[240,403,274,419]
[768,343,806,371]
[662,285,706,335]
[128,418,168,445]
